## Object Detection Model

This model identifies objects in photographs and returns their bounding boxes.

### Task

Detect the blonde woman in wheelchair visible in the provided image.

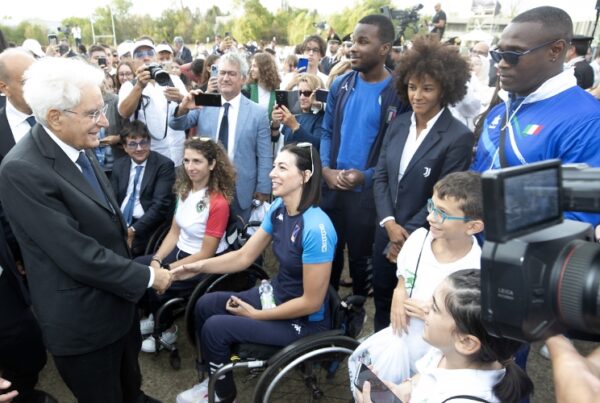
[172,143,337,403]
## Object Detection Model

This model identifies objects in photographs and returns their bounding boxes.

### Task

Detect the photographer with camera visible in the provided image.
[118,38,188,166]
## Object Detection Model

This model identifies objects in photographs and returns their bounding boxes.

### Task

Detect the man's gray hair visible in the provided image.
[23,57,104,126]
[219,52,249,77]
[174,36,184,44]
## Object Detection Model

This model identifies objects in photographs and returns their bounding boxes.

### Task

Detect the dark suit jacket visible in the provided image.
[574,60,594,90]
[0,106,16,162]
[111,151,176,241]
[373,108,474,233]
[0,125,150,356]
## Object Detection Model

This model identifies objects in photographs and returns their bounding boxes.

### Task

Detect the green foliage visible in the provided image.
[0,0,419,50]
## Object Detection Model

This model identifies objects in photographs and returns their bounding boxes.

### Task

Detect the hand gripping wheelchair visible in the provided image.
[184,270,367,403]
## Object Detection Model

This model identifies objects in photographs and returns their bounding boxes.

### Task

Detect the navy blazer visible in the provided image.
[373,108,474,233]
[0,106,16,162]
[111,151,176,238]
[0,125,150,356]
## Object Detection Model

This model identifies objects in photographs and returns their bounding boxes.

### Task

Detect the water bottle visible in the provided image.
[259,279,276,309]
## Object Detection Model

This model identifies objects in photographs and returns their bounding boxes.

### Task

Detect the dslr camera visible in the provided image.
[146,63,173,87]
[480,159,600,342]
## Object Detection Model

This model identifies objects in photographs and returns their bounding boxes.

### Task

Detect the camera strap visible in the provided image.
[408,230,428,298]
[499,125,508,168]
[442,396,490,403]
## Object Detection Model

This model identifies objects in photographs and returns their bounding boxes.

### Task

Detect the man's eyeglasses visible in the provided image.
[490,39,559,66]
[297,142,314,174]
[304,47,321,55]
[63,105,108,124]
[426,198,472,224]
[342,41,353,48]
[125,139,150,150]
[298,90,313,98]
[133,49,156,59]
[218,69,239,77]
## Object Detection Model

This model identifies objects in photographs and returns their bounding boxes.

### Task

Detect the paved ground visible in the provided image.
[34,249,595,402]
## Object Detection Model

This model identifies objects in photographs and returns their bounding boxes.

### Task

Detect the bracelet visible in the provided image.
[151,256,162,265]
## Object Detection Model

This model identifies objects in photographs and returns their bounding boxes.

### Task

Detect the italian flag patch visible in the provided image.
[523,124,543,136]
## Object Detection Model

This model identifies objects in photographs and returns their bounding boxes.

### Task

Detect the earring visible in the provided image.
[551,58,556,62]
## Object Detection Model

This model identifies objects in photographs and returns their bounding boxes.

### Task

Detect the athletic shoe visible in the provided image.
[140,314,154,336]
[141,326,177,353]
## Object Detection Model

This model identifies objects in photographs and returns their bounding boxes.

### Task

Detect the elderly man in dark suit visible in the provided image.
[111,120,176,256]
[0,57,172,403]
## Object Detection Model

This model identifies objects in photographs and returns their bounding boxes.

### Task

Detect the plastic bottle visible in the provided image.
[259,279,276,309]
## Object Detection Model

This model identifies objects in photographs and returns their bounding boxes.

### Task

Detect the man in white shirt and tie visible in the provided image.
[0,49,36,160]
[111,120,176,256]
[169,52,272,222]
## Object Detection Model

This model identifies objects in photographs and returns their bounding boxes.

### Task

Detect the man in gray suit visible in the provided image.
[0,57,171,403]
[169,52,272,221]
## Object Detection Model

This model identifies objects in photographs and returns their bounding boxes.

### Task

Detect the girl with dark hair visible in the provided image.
[136,137,236,353]
[172,143,337,403]
[357,269,534,403]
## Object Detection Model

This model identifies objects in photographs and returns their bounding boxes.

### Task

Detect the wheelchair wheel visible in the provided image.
[252,334,359,403]
[184,265,270,346]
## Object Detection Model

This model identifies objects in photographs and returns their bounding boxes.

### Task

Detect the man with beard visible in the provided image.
[320,14,410,298]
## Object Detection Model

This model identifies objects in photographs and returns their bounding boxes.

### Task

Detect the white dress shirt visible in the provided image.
[6,99,35,143]
[120,160,147,219]
[217,93,242,161]
[379,108,445,227]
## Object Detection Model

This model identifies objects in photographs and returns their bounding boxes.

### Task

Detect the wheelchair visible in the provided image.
[184,271,366,403]
[142,218,266,370]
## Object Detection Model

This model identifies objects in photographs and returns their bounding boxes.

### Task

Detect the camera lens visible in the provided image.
[552,240,600,334]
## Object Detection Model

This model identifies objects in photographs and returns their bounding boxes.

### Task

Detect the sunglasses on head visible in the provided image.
[490,38,559,65]
[297,142,314,175]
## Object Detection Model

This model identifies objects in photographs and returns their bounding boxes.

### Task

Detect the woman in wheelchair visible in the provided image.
[172,143,337,403]
[136,137,236,353]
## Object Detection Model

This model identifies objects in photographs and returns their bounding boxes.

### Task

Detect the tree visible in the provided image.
[231,0,274,43]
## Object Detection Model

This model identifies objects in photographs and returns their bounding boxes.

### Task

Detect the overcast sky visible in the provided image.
[1,0,597,24]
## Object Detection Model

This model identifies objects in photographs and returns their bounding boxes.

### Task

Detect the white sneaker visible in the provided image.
[141,326,177,353]
[140,314,154,335]
[539,344,550,359]
[176,378,209,403]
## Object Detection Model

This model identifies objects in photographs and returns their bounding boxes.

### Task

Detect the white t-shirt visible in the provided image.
[175,188,229,255]
[411,348,504,403]
[396,228,481,372]
[118,75,187,165]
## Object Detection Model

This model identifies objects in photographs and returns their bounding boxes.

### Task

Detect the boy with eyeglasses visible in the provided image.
[110,120,176,256]
[348,171,484,386]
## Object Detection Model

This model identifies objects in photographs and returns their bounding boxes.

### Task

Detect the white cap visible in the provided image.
[22,39,45,58]
[132,39,155,54]
[156,44,173,54]
[117,41,135,58]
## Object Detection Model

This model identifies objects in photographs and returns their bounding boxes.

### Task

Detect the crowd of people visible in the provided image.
[0,3,600,403]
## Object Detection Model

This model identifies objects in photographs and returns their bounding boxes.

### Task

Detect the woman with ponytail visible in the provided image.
[357,269,534,403]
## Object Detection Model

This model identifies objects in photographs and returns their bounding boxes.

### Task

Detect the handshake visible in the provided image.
[151,266,173,294]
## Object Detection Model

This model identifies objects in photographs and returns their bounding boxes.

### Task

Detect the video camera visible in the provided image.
[380,4,423,39]
[480,159,600,343]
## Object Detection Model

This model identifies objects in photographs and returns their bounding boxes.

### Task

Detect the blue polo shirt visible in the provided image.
[261,198,337,322]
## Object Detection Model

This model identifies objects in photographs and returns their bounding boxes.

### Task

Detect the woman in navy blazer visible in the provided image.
[372,36,475,331]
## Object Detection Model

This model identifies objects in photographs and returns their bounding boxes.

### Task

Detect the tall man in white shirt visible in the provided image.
[0,49,36,159]
[118,38,188,166]
[169,52,272,222]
